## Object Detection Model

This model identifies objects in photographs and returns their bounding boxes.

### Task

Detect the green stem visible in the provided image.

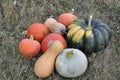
[66,50,76,59]
[87,15,93,30]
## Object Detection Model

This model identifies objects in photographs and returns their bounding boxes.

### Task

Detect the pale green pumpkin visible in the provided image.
[55,48,88,78]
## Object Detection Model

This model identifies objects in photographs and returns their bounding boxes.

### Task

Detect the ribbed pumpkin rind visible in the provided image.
[67,19,111,53]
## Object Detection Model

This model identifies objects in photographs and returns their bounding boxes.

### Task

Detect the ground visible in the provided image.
[0,0,120,80]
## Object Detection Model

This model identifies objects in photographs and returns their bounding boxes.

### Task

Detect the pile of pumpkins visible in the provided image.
[19,12,112,78]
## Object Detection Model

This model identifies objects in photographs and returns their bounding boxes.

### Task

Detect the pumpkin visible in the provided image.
[44,18,66,34]
[55,48,88,78]
[58,13,77,27]
[19,35,41,59]
[34,40,64,78]
[41,33,67,52]
[67,15,112,53]
[27,23,49,41]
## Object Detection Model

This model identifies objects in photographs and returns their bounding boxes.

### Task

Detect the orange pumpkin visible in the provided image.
[19,35,41,59]
[27,23,49,41]
[41,33,67,52]
[58,13,77,27]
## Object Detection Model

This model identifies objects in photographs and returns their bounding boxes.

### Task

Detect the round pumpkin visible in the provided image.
[58,13,77,27]
[67,15,112,53]
[41,33,67,52]
[55,48,88,78]
[19,35,41,59]
[27,23,49,41]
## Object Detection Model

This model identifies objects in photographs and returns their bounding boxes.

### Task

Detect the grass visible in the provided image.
[0,0,120,80]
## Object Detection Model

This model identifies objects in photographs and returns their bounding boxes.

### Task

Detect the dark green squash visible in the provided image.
[67,15,112,53]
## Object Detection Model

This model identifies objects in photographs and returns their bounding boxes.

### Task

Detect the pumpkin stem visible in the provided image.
[87,15,93,30]
[29,35,34,40]
[21,30,27,35]
[47,40,54,47]
[70,9,74,14]
[66,50,76,59]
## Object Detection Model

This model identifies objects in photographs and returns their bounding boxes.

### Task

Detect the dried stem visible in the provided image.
[87,15,93,30]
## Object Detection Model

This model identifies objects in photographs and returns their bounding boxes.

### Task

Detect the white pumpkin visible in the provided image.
[55,48,88,78]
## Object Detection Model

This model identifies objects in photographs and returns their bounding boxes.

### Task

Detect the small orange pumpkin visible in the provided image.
[41,33,67,52]
[27,23,49,41]
[19,35,41,59]
[58,13,77,27]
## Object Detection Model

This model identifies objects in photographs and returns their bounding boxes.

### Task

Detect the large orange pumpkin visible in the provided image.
[27,23,49,41]
[58,13,77,27]
[19,36,41,59]
[41,33,67,52]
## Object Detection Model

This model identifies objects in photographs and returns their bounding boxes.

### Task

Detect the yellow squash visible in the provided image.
[34,40,64,78]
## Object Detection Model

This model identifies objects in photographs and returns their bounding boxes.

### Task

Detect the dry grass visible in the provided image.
[0,0,120,80]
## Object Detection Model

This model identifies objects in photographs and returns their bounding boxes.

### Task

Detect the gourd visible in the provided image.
[67,15,112,53]
[58,12,77,27]
[41,33,67,52]
[27,23,49,41]
[34,41,64,78]
[19,35,41,59]
[55,48,88,78]
[44,18,66,34]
